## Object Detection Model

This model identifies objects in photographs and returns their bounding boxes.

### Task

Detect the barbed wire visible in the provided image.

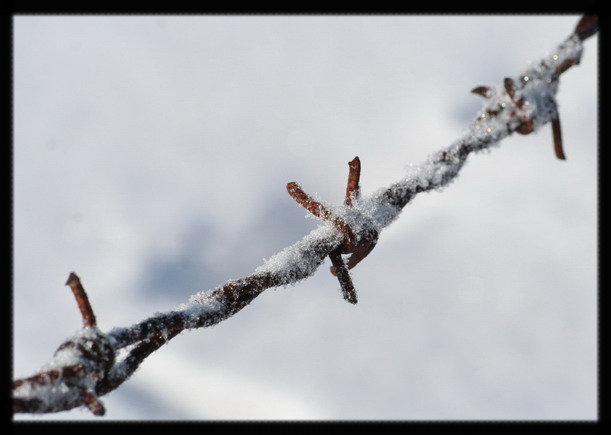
[12,14,598,416]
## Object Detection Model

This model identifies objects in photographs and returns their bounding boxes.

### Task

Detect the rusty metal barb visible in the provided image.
[474,65,573,160]
[12,365,86,389]
[551,115,565,160]
[286,182,333,221]
[504,77,524,109]
[66,272,97,327]
[328,248,358,304]
[286,181,356,253]
[575,14,598,41]
[471,86,493,98]
[82,391,106,416]
[345,157,361,206]
[287,156,379,304]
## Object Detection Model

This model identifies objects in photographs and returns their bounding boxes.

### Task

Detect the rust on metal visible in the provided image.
[504,77,526,109]
[575,14,598,41]
[287,181,355,252]
[503,78,516,101]
[345,157,361,206]
[82,391,105,416]
[286,182,330,220]
[551,116,566,160]
[516,118,535,135]
[12,365,86,389]
[329,248,357,304]
[555,58,578,76]
[65,272,97,327]
[345,236,378,270]
[471,86,492,98]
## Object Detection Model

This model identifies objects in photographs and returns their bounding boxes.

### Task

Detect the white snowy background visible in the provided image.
[13,15,597,420]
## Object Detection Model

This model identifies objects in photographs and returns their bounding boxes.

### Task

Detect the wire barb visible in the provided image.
[82,391,105,416]
[494,74,567,159]
[551,115,565,160]
[471,86,493,98]
[287,156,379,304]
[345,157,361,206]
[328,248,357,304]
[575,14,598,41]
[65,272,97,327]
[286,182,332,220]
[286,181,355,252]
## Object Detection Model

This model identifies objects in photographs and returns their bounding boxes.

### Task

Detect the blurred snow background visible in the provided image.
[13,15,597,420]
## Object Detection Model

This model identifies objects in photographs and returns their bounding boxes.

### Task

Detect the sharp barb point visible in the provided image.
[345,156,361,206]
[64,272,97,327]
[551,116,566,160]
[65,272,79,286]
[328,249,358,305]
[83,392,105,416]
[471,86,491,98]
[575,14,598,41]
[345,239,378,270]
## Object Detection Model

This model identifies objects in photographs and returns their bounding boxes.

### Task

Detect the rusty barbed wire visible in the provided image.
[13,15,597,416]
